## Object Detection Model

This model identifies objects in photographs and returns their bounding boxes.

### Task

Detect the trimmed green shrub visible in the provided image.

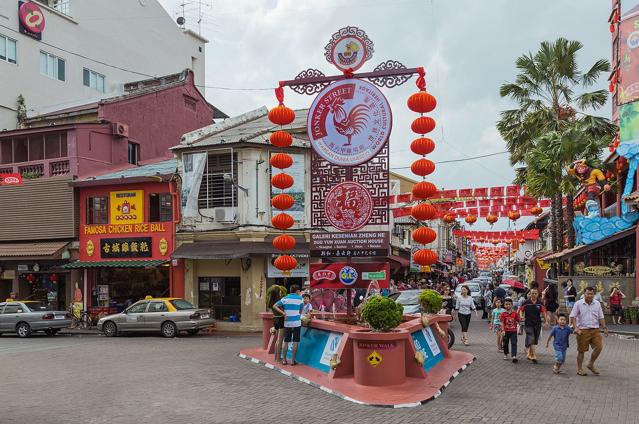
[418,289,443,314]
[361,295,404,332]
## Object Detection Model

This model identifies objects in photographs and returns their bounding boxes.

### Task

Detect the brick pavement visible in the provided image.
[0,319,637,424]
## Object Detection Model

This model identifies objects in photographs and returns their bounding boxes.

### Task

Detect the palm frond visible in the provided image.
[576,90,608,111]
[581,59,610,87]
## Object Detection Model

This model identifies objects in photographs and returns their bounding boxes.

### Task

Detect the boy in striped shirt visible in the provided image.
[273,285,304,365]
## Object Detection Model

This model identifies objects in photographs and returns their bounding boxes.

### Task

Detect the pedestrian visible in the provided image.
[267,286,286,364]
[565,279,577,310]
[490,297,506,351]
[609,286,626,325]
[518,288,549,364]
[545,313,573,374]
[301,293,313,318]
[542,283,559,325]
[440,284,454,315]
[499,298,520,363]
[492,284,506,307]
[570,286,609,376]
[272,284,304,366]
[483,284,494,320]
[455,285,478,346]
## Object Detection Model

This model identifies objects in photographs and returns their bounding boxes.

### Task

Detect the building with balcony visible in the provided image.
[0,0,207,130]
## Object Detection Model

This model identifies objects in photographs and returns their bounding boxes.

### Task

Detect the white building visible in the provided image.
[0,0,207,130]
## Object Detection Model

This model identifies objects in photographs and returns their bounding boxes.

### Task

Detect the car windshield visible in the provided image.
[394,291,421,305]
[23,301,48,312]
[170,299,196,310]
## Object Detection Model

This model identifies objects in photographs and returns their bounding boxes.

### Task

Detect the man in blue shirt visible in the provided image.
[273,284,304,366]
[545,313,573,374]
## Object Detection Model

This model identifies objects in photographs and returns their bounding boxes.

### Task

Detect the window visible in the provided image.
[52,0,70,15]
[0,133,68,164]
[83,68,105,93]
[2,304,22,314]
[128,142,139,165]
[149,193,172,222]
[0,34,17,64]
[197,152,238,209]
[40,51,65,81]
[197,277,241,321]
[126,302,148,314]
[86,196,108,224]
[169,299,195,310]
[148,302,168,313]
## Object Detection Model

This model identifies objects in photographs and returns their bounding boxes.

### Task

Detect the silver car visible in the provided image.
[0,301,71,337]
[97,298,215,338]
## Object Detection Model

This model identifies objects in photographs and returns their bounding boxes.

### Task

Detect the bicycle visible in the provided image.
[69,305,93,329]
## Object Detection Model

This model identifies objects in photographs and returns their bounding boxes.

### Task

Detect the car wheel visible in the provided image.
[102,321,118,337]
[187,329,199,335]
[45,329,57,336]
[16,322,31,338]
[161,321,178,338]
[447,328,455,349]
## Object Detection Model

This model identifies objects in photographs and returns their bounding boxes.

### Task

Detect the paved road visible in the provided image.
[0,321,637,424]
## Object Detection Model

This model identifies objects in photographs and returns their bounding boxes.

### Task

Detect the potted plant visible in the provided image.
[361,295,403,332]
[418,289,446,338]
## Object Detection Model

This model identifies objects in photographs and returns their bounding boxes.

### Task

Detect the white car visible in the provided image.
[455,283,482,306]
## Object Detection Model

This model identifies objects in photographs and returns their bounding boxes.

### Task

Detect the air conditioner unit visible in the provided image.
[214,207,236,222]
[112,122,129,138]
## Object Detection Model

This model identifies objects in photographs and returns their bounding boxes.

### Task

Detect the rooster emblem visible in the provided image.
[327,97,370,146]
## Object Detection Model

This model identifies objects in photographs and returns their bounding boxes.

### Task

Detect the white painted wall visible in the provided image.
[0,0,206,130]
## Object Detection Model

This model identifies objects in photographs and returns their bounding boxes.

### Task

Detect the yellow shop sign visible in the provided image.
[583,266,613,276]
[110,190,143,224]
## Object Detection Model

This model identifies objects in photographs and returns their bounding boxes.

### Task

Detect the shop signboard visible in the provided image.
[310,262,389,289]
[310,231,389,258]
[0,173,23,186]
[619,14,639,105]
[270,153,305,222]
[18,1,45,40]
[411,327,444,371]
[284,327,342,373]
[267,254,309,278]
[100,237,152,259]
[109,190,144,225]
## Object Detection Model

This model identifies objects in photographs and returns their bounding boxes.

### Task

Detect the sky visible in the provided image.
[158,0,615,231]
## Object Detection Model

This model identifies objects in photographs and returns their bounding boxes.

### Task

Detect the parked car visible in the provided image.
[454,283,482,306]
[390,290,423,314]
[0,300,71,337]
[97,297,215,338]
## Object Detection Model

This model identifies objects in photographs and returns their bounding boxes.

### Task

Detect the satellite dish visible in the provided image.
[177,16,185,25]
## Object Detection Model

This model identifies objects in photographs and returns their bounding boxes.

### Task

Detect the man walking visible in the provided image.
[273,284,304,366]
[570,286,608,376]
[519,288,549,363]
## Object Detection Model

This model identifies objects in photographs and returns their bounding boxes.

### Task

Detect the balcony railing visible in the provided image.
[0,159,71,179]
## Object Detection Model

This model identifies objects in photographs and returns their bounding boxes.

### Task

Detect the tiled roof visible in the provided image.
[77,159,177,183]
[61,260,167,269]
[0,241,69,258]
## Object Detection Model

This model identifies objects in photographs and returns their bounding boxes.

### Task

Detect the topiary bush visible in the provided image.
[418,289,443,314]
[361,295,404,332]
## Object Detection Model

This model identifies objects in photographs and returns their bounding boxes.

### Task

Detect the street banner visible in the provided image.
[310,231,389,258]
[310,262,389,289]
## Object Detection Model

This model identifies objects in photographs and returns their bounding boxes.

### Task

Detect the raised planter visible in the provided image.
[350,329,408,386]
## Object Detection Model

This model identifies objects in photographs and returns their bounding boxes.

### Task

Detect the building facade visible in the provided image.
[0,0,207,130]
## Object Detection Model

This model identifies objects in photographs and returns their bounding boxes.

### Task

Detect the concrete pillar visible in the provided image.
[184,259,196,305]
[240,255,266,332]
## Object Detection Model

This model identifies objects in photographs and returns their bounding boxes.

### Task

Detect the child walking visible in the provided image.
[545,313,573,374]
[490,298,506,352]
[500,298,520,363]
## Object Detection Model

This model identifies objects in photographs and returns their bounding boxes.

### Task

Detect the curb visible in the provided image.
[237,352,476,408]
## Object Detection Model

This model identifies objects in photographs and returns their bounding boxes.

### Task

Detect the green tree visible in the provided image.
[498,38,615,251]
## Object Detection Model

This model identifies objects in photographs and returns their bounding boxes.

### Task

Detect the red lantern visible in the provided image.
[407,91,437,114]
[530,206,542,216]
[465,214,477,225]
[411,203,437,221]
[270,153,293,169]
[410,158,435,177]
[491,239,499,245]
[270,130,293,148]
[271,173,294,190]
[410,137,435,156]
[413,249,438,266]
[519,238,526,243]
[442,214,456,224]
[271,193,295,210]
[26,273,35,282]
[49,273,58,282]
[412,226,437,244]
[486,214,498,225]
[268,105,295,126]
[508,210,521,222]
[272,234,296,251]
[412,181,437,199]
[411,116,436,135]
[274,255,298,272]
[272,213,294,230]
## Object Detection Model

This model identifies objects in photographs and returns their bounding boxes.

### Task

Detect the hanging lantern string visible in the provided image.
[275,86,285,105]
[416,67,426,91]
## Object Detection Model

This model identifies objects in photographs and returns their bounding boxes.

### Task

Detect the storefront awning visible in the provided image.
[544,226,636,262]
[388,255,410,268]
[171,240,309,260]
[0,241,69,260]
[60,260,167,269]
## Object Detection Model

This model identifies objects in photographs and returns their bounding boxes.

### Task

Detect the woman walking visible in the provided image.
[543,283,559,325]
[455,285,478,346]
[440,284,454,315]
[565,279,577,311]
[609,286,626,325]
[267,286,286,363]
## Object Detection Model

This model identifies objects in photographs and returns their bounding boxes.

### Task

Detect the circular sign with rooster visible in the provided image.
[324,181,373,231]
[308,79,392,166]
[324,26,374,73]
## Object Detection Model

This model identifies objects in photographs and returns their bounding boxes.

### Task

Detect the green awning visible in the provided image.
[60,260,167,269]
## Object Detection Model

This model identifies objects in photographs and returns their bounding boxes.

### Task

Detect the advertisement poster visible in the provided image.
[310,231,389,257]
[267,254,309,278]
[271,153,305,222]
[109,190,143,224]
[310,262,389,289]
[285,327,340,373]
[411,327,444,371]
[619,15,639,105]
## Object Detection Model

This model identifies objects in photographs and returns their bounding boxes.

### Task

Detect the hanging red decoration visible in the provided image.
[410,137,435,155]
[465,214,477,225]
[407,91,437,114]
[410,158,435,177]
[26,274,35,282]
[270,153,293,169]
[530,206,542,216]
[49,273,58,282]
[268,105,296,126]
[442,214,456,224]
[412,226,437,244]
[271,173,294,190]
[411,116,436,135]
[274,255,298,272]
[411,203,437,221]
[272,213,294,230]
[270,130,293,148]
[412,181,437,199]
[413,249,438,266]
[491,239,499,245]
[486,213,498,225]
[519,238,526,243]
[271,193,295,210]
[508,210,521,222]
[272,234,297,251]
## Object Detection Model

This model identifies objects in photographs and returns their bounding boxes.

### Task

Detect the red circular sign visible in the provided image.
[19,2,46,34]
[324,26,374,73]
[324,181,373,231]
[308,79,392,166]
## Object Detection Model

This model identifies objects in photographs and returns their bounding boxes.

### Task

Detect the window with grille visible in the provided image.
[198,152,238,209]
[40,51,65,81]
[87,196,108,224]
[0,34,17,64]
[149,193,172,222]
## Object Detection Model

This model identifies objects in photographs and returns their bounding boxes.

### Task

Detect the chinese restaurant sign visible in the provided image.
[100,237,152,259]
[310,231,389,257]
[110,190,143,224]
[310,262,389,289]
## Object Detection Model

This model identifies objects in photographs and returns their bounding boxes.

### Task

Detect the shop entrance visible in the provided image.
[0,279,12,301]
[198,276,241,322]
[93,267,169,312]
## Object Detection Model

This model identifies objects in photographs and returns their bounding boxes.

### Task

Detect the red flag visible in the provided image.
[441,189,457,199]
[506,185,520,197]
[397,193,412,203]
[473,187,488,197]
[490,186,504,197]
[479,199,491,207]
[465,200,478,208]
[458,188,473,197]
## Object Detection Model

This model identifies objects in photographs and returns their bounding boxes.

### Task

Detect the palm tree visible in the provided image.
[497,38,615,251]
